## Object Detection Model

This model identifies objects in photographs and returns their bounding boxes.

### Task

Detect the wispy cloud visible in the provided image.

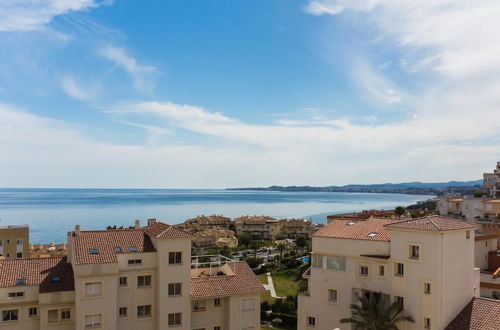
[0,0,111,32]
[98,45,157,93]
[304,1,344,16]
[60,74,95,101]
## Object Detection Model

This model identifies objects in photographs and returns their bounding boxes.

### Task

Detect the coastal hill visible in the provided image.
[227,180,483,195]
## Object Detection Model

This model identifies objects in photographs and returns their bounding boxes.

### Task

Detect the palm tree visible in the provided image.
[340,292,414,330]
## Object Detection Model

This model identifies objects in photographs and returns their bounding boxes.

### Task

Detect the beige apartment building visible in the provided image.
[0,225,29,259]
[483,161,500,198]
[234,216,283,240]
[0,219,265,330]
[296,215,500,330]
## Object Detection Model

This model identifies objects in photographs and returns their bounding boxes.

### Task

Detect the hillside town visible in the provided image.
[0,162,499,330]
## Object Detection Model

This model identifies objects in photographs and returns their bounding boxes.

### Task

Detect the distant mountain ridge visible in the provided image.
[227,180,483,195]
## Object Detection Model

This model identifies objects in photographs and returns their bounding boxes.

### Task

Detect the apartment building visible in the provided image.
[483,161,500,198]
[234,216,283,240]
[0,225,29,259]
[327,209,396,223]
[297,215,488,330]
[0,219,265,330]
[179,215,231,231]
[281,219,312,237]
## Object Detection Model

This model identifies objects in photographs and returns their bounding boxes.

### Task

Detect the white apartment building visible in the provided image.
[297,215,500,330]
[0,219,265,330]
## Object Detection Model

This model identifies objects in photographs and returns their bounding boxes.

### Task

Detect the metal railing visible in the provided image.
[191,254,236,276]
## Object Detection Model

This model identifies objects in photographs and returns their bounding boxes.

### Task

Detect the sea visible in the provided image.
[0,188,434,243]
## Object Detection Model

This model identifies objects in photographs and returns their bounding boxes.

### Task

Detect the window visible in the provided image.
[168,312,182,326]
[137,275,152,288]
[88,248,99,254]
[48,309,58,323]
[16,278,25,285]
[16,239,23,245]
[326,256,346,271]
[242,298,255,311]
[28,307,38,318]
[359,265,369,277]
[137,305,151,318]
[169,251,182,265]
[128,246,138,252]
[214,327,221,330]
[394,296,404,309]
[8,292,24,299]
[424,282,431,294]
[51,276,61,283]
[127,259,142,265]
[424,317,431,329]
[307,316,316,327]
[395,263,404,276]
[466,230,471,239]
[168,283,182,296]
[119,277,127,287]
[119,307,127,318]
[409,245,420,259]
[378,265,385,277]
[85,314,101,328]
[61,309,71,321]
[328,289,338,303]
[367,232,378,238]
[312,254,322,268]
[16,253,22,258]
[114,247,122,253]
[193,300,206,312]
[2,309,19,322]
[85,282,102,297]
[214,298,221,307]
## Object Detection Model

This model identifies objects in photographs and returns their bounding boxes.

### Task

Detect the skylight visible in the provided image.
[346,221,356,226]
[89,248,99,254]
[114,247,122,253]
[16,278,26,285]
[367,232,378,238]
[129,246,138,252]
[51,276,61,283]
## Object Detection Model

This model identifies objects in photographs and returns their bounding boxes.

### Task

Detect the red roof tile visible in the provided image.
[0,257,74,293]
[445,297,500,330]
[190,262,266,298]
[72,222,193,265]
[313,217,401,242]
[385,215,477,231]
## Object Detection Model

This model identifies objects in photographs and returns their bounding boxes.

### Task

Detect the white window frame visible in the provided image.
[327,288,338,303]
[242,298,255,311]
[84,314,102,329]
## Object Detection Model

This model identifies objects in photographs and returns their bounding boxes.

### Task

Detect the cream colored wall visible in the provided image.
[190,296,226,329]
[474,238,497,270]
[224,293,261,330]
[462,198,482,222]
[313,236,390,256]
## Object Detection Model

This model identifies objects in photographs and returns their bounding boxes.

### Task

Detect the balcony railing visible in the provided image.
[191,254,236,277]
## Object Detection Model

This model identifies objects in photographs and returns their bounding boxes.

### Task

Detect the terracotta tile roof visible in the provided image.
[475,233,500,241]
[313,217,401,242]
[385,215,477,231]
[0,257,74,293]
[72,222,193,265]
[190,262,266,298]
[445,297,500,330]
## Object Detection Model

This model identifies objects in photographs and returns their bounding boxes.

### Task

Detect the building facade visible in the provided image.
[297,216,481,330]
[483,161,500,198]
[234,216,283,240]
[0,219,264,330]
[0,225,29,259]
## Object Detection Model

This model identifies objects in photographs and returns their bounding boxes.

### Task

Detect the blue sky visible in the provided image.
[0,0,499,188]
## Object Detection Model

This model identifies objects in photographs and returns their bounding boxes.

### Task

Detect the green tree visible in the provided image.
[238,232,252,247]
[277,243,285,262]
[295,236,307,252]
[394,206,406,218]
[341,292,414,330]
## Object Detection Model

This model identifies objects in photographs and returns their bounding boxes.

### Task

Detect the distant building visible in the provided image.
[326,209,396,223]
[0,219,265,330]
[190,228,238,250]
[478,200,500,234]
[483,161,500,198]
[0,225,29,259]
[298,215,484,330]
[234,215,283,240]
[281,218,312,237]
[180,215,231,231]
[29,242,68,258]
[475,233,500,299]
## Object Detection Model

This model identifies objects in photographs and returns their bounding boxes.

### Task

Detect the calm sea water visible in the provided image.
[0,189,433,243]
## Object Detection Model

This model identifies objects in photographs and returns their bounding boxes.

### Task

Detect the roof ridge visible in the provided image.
[427,216,441,230]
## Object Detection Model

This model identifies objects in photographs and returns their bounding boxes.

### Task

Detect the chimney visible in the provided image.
[75,224,80,235]
[62,242,66,250]
[147,218,157,226]
[135,219,141,229]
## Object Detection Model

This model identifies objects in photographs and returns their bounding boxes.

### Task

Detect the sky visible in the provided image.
[0,0,499,188]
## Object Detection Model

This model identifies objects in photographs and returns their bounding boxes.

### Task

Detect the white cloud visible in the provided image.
[98,46,156,93]
[304,1,344,16]
[60,74,95,101]
[0,0,110,32]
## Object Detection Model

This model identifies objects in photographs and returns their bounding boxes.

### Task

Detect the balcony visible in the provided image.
[191,254,236,278]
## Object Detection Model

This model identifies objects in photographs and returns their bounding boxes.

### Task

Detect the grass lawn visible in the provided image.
[258,270,301,303]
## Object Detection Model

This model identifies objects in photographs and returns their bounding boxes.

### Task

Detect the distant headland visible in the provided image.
[226,180,483,196]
